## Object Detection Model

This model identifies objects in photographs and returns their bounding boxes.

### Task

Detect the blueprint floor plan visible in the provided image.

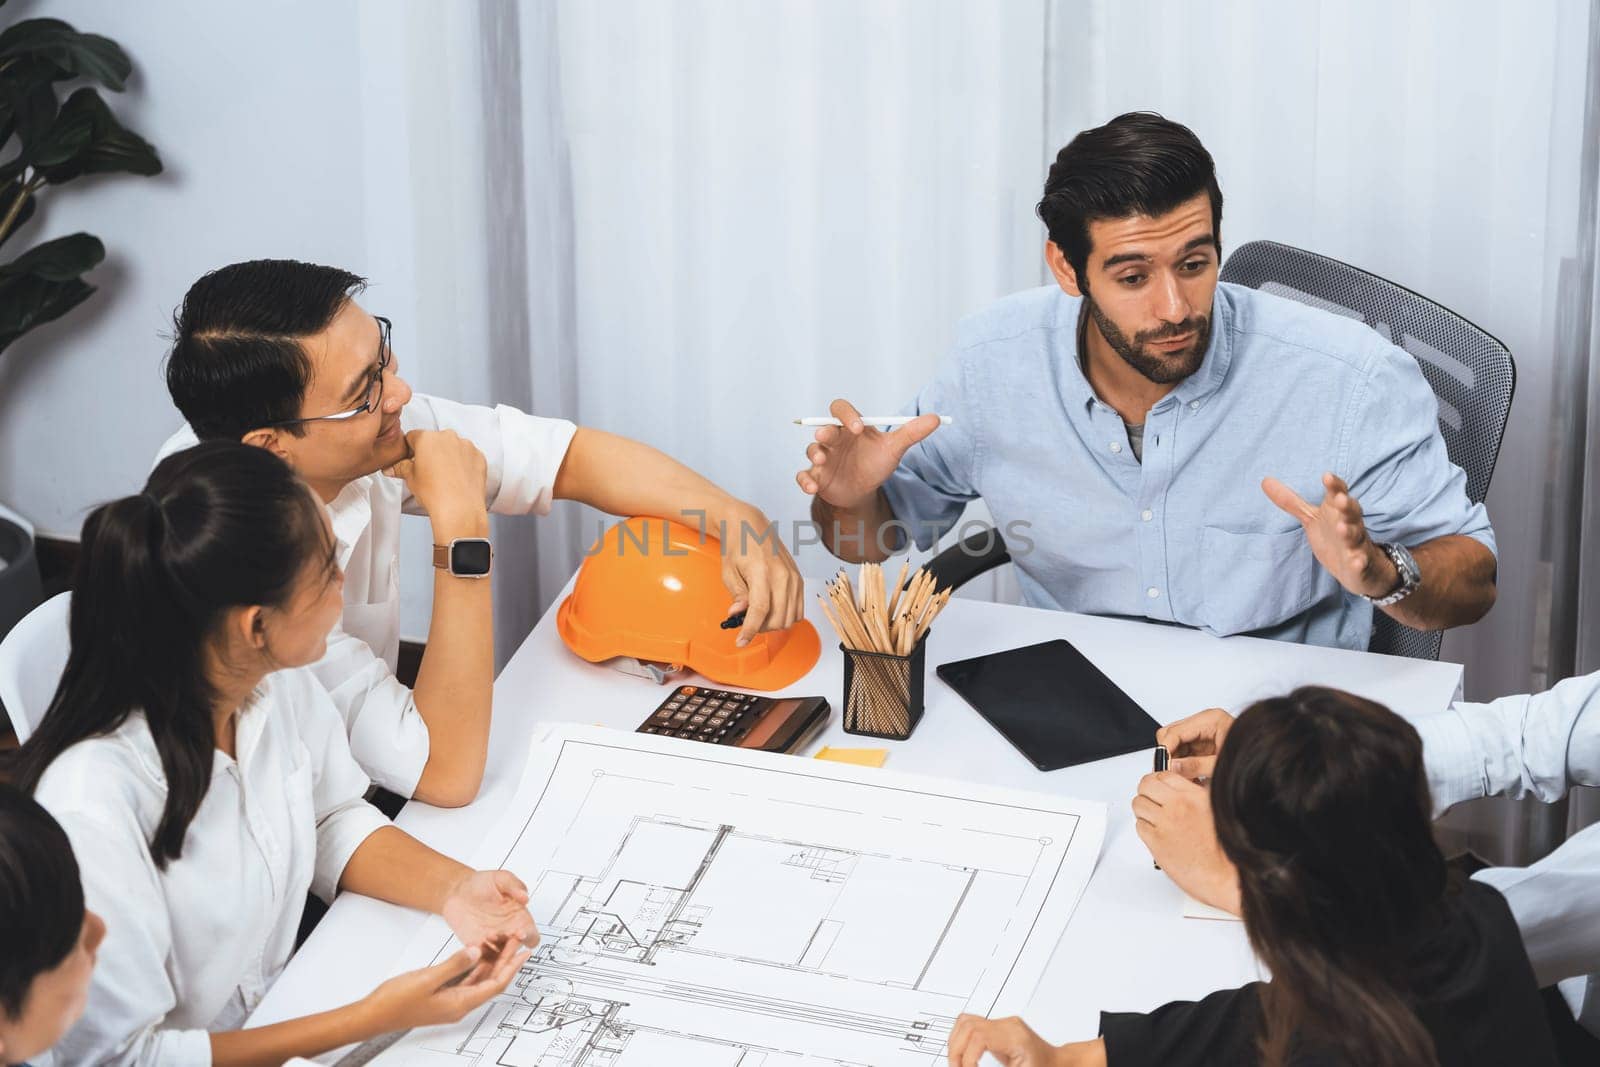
[367,726,1105,1066]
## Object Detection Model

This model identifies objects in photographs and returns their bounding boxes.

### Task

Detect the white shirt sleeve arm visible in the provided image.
[1475,821,1600,987]
[399,393,577,517]
[44,808,213,1067]
[291,672,393,901]
[306,621,430,799]
[1415,670,1600,814]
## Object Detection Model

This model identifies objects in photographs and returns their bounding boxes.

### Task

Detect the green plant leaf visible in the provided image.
[0,272,95,354]
[0,57,62,149]
[0,19,131,91]
[29,87,160,182]
[0,233,104,354]
[1,232,103,280]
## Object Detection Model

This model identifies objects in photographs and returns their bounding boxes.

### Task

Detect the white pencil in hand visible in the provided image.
[793,415,952,427]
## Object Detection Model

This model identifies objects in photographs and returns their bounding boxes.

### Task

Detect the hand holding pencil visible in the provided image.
[794,398,946,510]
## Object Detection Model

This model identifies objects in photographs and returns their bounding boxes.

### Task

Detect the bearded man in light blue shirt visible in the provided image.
[798,111,1498,650]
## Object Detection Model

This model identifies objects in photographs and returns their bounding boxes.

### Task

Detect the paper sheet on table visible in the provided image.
[362,724,1107,1066]
[1183,893,1243,921]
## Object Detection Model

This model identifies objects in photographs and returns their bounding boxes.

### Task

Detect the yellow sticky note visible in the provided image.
[815,746,889,768]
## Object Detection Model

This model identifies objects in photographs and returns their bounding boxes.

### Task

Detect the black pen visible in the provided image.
[1152,745,1169,870]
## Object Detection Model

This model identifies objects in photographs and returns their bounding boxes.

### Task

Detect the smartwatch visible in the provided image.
[433,537,493,578]
[1364,542,1420,607]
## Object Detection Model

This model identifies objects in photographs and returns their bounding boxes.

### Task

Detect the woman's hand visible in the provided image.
[1155,707,1236,780]
[441,869,540,950]
[362,940,531,1032]
[947,1015,1077,1067]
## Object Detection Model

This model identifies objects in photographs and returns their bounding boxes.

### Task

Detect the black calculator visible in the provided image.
[638,685,830,754]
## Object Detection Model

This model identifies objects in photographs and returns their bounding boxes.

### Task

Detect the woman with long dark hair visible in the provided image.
[945,687,1558,1066]
[9,442,536,1066]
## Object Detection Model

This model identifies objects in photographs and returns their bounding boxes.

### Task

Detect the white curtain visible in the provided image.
[534,0,1048,603]
[366,1,1600,859]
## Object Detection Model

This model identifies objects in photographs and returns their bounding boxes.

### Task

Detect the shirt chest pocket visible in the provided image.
[1197,526,1322,636]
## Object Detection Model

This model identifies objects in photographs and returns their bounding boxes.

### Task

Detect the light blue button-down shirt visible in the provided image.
[881,282,1495,651]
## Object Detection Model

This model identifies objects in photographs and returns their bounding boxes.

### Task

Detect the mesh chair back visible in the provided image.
[1220,240,1515,660]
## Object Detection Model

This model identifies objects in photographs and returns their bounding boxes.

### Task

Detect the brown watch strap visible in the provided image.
[433,544,450,569]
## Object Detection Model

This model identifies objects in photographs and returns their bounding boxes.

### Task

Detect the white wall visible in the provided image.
[0,0,368,533]
[0,1,489,642]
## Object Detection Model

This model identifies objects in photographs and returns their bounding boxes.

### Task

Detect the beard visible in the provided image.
[1085,296,1210,385]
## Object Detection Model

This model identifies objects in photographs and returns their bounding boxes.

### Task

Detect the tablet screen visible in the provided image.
[936,639,1161,771]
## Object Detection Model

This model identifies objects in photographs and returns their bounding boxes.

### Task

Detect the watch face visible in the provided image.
[451,539,493,576]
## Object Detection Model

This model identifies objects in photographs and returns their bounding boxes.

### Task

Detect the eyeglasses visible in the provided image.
[275,316,393,426]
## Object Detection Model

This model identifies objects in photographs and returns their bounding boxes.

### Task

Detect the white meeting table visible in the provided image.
[252,577,1463,1050]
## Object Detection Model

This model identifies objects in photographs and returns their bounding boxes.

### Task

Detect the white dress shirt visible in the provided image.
[158,394,578,796]
[1414,669,1600,1032]
[32,667,390,1066]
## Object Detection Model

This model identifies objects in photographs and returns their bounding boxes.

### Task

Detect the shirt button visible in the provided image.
[1147,587,1161,599]
[1110,441,1123,454]
[1141,509,1153,522]
[1189,400,1200,410]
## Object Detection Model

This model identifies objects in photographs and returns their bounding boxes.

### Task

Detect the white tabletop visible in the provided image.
[252,578,1462,1045]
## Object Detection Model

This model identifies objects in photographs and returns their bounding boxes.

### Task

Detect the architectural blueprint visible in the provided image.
[367,725,1105,1066]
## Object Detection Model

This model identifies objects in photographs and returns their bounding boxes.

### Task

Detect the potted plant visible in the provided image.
[0,10,160,641]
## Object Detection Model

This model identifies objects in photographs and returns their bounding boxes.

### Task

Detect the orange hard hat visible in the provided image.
[556,516,820,692]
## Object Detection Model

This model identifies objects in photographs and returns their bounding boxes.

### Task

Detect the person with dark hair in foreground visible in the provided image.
[0,783,103,1067]
[10,443,537,1066]
[1145,668,1600,1056]
[947,688,1557,1067]
[159,259,806,809]
[800,112,1496,651]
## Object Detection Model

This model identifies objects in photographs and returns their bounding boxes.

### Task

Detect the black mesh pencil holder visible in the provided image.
[840,632,928,741]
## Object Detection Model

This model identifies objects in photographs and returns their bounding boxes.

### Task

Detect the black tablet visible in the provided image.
[936,639,1160,771]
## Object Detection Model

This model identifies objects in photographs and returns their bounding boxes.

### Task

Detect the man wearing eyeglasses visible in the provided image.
[155,259,805,807]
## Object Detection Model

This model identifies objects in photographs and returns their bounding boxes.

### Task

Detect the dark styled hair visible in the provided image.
[0,781,85,1019]
[1036,111,1223,282]
[165,259,367,441]
[1213,687,1446,1067]
[9,442,337,869]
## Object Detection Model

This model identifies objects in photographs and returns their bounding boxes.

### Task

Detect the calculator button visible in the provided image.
[665,701,681,710]
[690,714,707,724]
[679,686,697,696]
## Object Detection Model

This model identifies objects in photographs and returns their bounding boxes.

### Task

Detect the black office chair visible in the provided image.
[922,240,1516,662]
